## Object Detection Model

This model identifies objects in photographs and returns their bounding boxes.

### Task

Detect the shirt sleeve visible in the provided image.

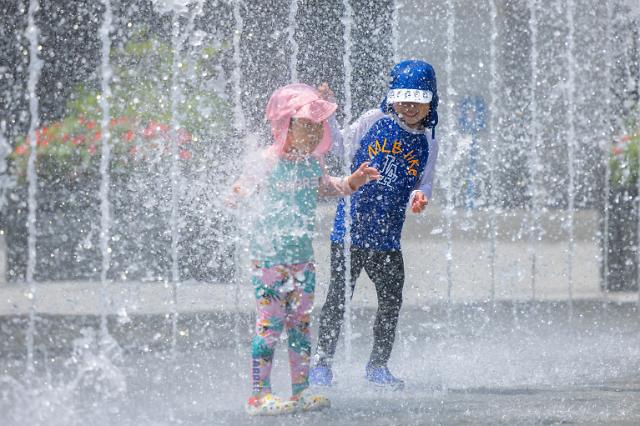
[227,146,277,201]
[410,133,439,202]
[317,159,354,197]
[330,109,385,162]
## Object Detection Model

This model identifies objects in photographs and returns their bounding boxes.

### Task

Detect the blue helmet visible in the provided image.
[381,59,439,130]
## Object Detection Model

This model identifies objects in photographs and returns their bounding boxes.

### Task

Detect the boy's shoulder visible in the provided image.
[363,110,394,129]
[352,109,387,131]
[360,108,386,123]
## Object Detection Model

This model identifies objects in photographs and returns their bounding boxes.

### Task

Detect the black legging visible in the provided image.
[315,242,404,368]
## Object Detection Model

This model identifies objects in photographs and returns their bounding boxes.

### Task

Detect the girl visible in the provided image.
[229,83,379,416]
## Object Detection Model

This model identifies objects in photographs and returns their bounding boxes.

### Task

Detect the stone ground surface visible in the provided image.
[1,207,640,425]
[1,302,640,425]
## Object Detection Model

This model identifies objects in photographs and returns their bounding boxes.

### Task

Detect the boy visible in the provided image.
[310,59,439,389]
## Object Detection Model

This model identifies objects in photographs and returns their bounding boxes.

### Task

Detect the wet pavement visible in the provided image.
[1,207,639,424]
[2,301,640,425]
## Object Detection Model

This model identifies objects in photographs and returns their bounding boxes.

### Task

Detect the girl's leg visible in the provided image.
[251,264,288,396]
[285,262,316,396]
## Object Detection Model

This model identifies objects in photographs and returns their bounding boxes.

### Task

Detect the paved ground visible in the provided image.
[2,302,640,425]
[1,207,640,425]
[0,207,635,317]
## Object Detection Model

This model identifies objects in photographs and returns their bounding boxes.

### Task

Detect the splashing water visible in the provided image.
[1,1,639,424]
[0,328,125,426]
[0,121,13,213]
[601,1,613,303]
[487,0,498,305]
[443,0,456,314]
[341,0,354,366]
[527,0,541,301]
[565,0,576,317]
[97,0,114,340]
[287,0,299,82]
[391,0,401,64]
[151,0,192,14]
[24,0,44,376]
[231,0,246,135]
[231,0,247,374]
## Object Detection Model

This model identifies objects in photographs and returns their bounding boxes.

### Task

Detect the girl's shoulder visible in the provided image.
[260,146,280,166]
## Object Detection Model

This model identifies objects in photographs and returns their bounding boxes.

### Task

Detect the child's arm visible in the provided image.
[226,146,277,206]
[319,161,380,197]
[410,135,439,213]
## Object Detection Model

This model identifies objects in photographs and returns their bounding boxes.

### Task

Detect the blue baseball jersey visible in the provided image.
[330,116,430,250]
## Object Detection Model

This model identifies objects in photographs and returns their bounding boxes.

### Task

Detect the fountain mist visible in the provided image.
[24,0,44,375]
[341,0,354,365]
[98,0,114,340]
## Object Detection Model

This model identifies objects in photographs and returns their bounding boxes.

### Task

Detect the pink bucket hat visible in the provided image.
[265,83,337,157]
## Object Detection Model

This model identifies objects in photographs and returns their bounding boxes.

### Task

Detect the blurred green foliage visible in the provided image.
[610,115,639,189]
[10,26,230,181]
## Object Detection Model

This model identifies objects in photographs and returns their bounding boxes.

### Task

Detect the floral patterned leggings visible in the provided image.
[250,261,315,397]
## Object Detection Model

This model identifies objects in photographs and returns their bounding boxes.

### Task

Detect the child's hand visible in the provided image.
[225,183,244,208]
[411,191,428,213]
[317,82,335,102]
[348,162,380,191]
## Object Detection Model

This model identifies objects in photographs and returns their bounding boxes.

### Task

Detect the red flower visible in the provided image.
[110,116,130,127]
[86,120,96,130]
[177,128,192,145]
[143,121,169,139]
[93,131,102,142]
[87,144,97,155]
[143,122,157,138]
[14,145,29,156]
[179,149,192,160]
[36,129,51,147]
[72,135,85,146]
[122,130,135,142]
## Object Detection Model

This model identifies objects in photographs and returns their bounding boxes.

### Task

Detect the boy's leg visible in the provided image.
[364,250,404,367]
[251,264,288,396]
[314,243,365,367]
[284,262,316,396]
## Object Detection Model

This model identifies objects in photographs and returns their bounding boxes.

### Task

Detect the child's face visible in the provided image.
[286,117,324,154]
[392,102,430,129]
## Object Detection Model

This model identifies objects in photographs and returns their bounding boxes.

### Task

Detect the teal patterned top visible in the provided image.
[250,157,323,265]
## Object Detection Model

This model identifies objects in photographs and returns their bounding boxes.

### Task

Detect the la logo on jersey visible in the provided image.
[378,155,399,188]
[367,138,421,188]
